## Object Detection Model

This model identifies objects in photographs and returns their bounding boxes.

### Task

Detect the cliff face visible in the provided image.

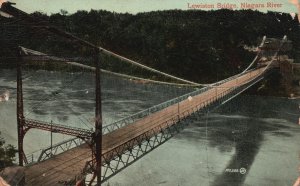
[290,64,300,98]
[246,61,300,98]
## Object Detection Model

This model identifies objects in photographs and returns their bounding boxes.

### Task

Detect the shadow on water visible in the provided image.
[175,95,298,186]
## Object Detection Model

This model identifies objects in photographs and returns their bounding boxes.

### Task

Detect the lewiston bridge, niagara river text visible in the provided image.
[187,2,283,10]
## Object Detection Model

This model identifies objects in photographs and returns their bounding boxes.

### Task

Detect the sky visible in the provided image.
[0,0,298,16]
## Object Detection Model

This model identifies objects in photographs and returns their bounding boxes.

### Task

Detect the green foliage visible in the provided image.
[0,9,299,82]
[0,132,17,170]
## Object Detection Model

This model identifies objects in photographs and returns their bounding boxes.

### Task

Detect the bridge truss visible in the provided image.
[85,69,268,183]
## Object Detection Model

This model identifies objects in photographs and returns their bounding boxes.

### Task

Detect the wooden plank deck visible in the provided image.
[24,68,264,185]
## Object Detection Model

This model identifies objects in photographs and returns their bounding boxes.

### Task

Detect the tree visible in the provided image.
[1,9,299,81]
[60,9,69,16]
[0,132,17,170]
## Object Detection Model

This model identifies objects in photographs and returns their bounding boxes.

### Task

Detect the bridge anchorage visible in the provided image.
[0,2,293,186]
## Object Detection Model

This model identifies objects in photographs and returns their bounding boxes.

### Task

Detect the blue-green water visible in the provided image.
[0,69,299,186]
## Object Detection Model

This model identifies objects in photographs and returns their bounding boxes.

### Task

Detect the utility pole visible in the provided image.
[50,120,53,157]
[94,49,102,185]
[177,102,180,121]
[17,47,25,166]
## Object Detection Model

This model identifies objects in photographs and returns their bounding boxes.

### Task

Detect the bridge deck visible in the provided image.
[24,68,263,185]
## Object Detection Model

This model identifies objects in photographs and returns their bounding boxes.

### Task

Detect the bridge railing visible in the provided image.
[28,68,267,165]
[25,137,86,164]
[211,68,258,87]
[87,70,269,182]
[102,68,260,134]
[25,119,93,138]
[102,85,211,134]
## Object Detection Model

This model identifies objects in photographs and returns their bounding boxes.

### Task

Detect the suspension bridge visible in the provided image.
[0,2,293,186]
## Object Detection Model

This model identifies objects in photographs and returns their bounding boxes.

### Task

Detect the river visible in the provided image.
[0,69,299,186]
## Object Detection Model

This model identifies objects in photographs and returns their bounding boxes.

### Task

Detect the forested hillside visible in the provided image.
[1,9,299,83]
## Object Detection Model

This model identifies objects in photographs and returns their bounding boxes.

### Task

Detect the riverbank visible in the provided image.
[246,65,300,98]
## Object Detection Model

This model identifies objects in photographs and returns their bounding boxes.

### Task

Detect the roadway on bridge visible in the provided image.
[24,68,264,185]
